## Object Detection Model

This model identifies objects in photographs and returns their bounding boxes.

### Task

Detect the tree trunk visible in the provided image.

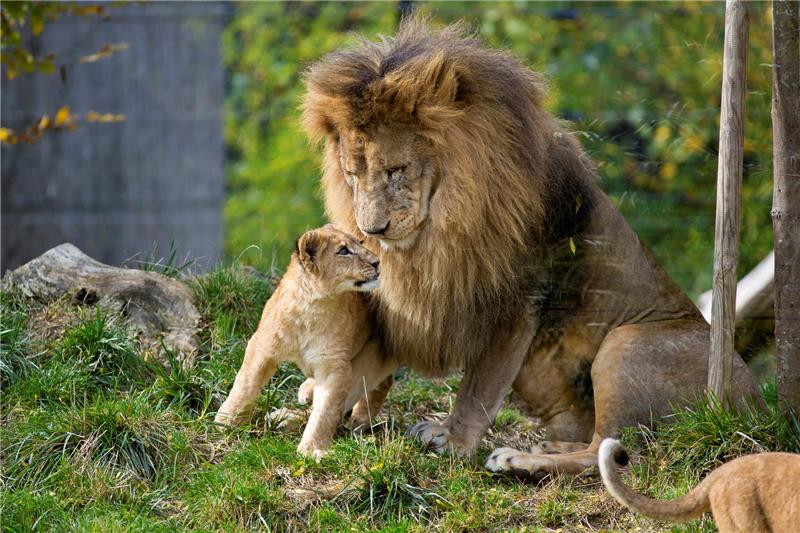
[709,0,749,405]
[771,0,800,416]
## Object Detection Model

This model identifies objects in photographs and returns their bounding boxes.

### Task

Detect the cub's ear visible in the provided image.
[296,231,323,273]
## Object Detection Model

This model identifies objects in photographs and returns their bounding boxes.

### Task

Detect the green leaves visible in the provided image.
[1,3,109,79]
[224,2,775,299]
[1,3,126,144]
[223,3,398,268]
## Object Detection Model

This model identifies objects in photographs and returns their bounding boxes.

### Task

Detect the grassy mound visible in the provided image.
[1,266,796,531]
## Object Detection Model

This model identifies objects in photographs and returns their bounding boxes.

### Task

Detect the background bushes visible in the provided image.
[224,1,775,298]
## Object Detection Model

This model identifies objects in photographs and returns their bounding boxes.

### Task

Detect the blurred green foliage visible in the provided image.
[224,1,775,298]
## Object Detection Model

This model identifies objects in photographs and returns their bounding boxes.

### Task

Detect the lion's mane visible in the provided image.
[302,17,597,375]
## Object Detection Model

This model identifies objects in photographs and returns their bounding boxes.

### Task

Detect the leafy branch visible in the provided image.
[0,106,125,145]
[1,2,128,144]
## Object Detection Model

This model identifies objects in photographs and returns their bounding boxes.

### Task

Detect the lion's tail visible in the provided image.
[598,438,710,522]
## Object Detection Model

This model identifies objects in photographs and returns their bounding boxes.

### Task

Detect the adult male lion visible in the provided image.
[301,17,761,477]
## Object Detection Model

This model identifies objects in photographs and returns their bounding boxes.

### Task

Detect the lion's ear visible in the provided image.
[410,52,466,128]
[301,93,342,145]
[296,231,323,274]
[419,51,462,106]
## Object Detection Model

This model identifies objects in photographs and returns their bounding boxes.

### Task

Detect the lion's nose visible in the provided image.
[362,221,390,236]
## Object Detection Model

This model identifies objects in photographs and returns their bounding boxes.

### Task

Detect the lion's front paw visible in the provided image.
[408,421,470,456]
[485,447,551,482]
[297,378,315,405]
[268,407,307,432]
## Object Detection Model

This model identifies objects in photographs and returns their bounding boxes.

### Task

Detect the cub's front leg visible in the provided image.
[297,358,352,459]
[215,335,278,426]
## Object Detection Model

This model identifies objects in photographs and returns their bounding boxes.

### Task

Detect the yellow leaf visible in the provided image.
[31,13,44,36]
[77,43,129,64]
[654,124,671,144]
[86,111,126,123]
[660,161,678,181]
[54,106,71,126]
[569,237,576,255]
[684,135,704,153]
[37,115,50,130]
[0,127,17,144]
[38,59,55,75]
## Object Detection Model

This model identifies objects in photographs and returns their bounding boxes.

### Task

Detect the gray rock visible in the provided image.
[3,243,200,365]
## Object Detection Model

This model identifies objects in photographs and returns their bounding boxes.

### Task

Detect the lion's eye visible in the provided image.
[337,246,352,256]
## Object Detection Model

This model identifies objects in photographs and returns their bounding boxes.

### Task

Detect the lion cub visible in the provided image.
[599,438,800,533]
[215,225,379,459]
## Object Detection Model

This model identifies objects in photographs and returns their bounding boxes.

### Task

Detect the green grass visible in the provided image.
[0,290,36,384]
[1,266,796,532]
[620,383,800,511]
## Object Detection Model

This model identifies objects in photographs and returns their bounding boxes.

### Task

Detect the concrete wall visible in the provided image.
[1,2,226,272]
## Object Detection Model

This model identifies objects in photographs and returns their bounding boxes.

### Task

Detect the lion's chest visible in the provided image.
[375,270,511,376]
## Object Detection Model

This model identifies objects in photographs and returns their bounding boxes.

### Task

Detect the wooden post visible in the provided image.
[771,0,800,416]
[709,0,749,405]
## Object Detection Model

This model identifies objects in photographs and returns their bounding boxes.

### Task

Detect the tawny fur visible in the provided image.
[214,225,380,459]
[303,17,562,374]
[599,439,800,533]
[296,373,394,429]
[301,15,763,471]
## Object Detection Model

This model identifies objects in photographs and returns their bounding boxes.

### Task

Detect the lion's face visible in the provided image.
[338,124,436,250]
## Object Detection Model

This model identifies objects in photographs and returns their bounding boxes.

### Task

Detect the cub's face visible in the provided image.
[337,124,436,250]
[297,225,380,294]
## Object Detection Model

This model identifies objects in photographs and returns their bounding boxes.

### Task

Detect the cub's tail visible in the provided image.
[598,438,710,522]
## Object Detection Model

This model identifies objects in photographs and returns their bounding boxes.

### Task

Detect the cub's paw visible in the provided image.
[297,441,328,461]
[297,378,315,405]
[485,447,551,482]
[213,410,247,428]
[408,421,470,456]
[268,407,307,432]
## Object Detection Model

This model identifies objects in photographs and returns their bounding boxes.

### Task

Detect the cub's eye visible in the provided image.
[337,246,352,256]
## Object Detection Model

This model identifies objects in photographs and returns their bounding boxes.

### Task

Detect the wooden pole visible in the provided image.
[709,0,749,405]
[771,0,800,417]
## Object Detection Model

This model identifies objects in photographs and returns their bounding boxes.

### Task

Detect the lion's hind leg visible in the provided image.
[350,374,394,429]
[530,440,589,454]
[297,377,315,404]
[485,438,601,481]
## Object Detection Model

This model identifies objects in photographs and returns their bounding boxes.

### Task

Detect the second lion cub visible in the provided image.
[215,225,379,458]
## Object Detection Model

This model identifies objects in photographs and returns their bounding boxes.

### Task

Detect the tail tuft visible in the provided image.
[598,437,709,522]
[613,445,629,466]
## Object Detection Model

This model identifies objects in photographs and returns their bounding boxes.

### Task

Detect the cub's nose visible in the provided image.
[372,260,380,273]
